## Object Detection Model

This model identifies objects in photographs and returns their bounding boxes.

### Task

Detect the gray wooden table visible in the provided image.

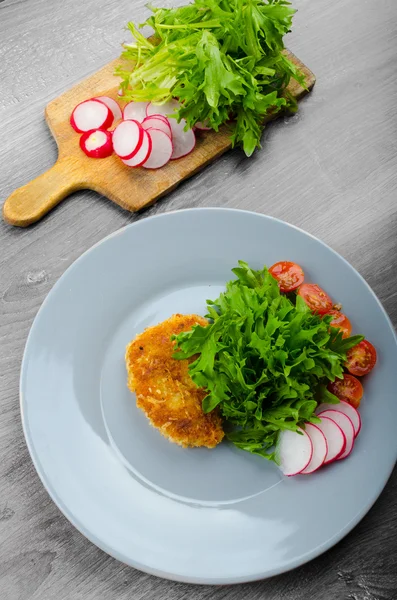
[1,0,397,598]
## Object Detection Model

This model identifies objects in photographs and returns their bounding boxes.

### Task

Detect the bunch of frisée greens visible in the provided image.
[117,0,307,156]
[173,262,363,462]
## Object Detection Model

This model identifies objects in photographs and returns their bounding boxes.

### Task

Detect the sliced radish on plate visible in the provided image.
[318,409,355,460]
[79,129,113,158]
[300,423,328,474]
[142,129,173,169]
[96,96,122,121]
[142,116,171,137]
[122,130,152,167]
[70,99,113,133]
[123,101,150,123]
[276,428,313,476]
[316,400,361,437]
[112,120,143,159]
[146,99,180,118]
[315,416,346,464]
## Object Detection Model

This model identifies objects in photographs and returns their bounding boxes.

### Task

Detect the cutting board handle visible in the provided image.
[2,157,83,227]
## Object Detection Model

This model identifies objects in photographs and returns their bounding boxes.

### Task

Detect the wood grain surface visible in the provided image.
[2,52,314,226]
[1,0,397,599]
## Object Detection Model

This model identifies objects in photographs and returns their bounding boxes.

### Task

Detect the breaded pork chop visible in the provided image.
[125,314,224,449]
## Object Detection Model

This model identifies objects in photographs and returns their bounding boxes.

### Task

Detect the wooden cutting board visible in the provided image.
[2,51,315,227]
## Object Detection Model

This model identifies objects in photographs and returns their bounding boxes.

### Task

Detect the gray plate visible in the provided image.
[20,208,397,584]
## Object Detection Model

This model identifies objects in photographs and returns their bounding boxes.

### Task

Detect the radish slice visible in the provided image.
[117,88,124,97]
[318,410,355,460]
[195,120,211,131]
[112,120,143,159]
[70,99,113,133]
[146,100,180,118]
[96,96,122,121]
[300,423,328,474]
[169,120,196,159]
[142,128,173,169]
[123,101,150,123]
[122,130,152,167]
[316,400,361,437]
[315,416,346,464]
[276,428,313,476]
[79,129,113,158]
[142,117,172,138]
[146,101,195,158]
[147,113,169,124]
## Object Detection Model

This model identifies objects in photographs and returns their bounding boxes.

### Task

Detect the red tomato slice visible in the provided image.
[269,261,304,293]
[327,374,364,409]
[346,340,377,376]
[297,283,333,315]
[326,310,352,338]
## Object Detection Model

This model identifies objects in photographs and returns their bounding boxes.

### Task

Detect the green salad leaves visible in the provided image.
[117,0,307,156]
[173,262,363,461]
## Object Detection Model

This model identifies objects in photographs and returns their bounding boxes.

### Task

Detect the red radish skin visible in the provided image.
[316,400,361,437]
[142,117,172,138]
[96,96,122,121]
[70,99,113,133]
[300,423,328,474]
[142,128,173,169]
[112,120,144,160]
[276,428,313,476]
[123,101,150,123]
[318,410,355,460]
[79,129,113,158]
[316,417,346,464]
[122,130,152,167]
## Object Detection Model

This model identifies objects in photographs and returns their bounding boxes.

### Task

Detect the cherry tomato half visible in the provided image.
[269,261,304,293]
[346,340,377,376]
[297,283,333,315]
[326,310,352,338]
[327,374,364,409]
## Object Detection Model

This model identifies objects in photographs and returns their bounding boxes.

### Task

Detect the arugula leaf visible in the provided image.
[173,262,364,461]
[117,0,305,156]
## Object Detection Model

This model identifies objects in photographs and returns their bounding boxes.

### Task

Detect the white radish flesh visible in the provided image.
[79,129,113,158]
[300,423,328,474]
[142,116,171,137]
[276,428,313,476]
[142,128,173,169]
[122,130,151,167]
[96,96,122,121]
[316,400,361,437]
[112,120,143,159]
[146,99,180,118]
[169,119,196,159]
[315,416,346,464]
[123,101,150,123]
[70,99,113,133]
[146,101,195,159]
[318,410,355,460]
[195,120,211,131]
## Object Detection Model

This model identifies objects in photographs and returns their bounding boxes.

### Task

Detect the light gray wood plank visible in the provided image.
[1,0,397,598]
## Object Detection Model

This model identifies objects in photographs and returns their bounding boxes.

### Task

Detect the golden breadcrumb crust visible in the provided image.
[125,313,224,448]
